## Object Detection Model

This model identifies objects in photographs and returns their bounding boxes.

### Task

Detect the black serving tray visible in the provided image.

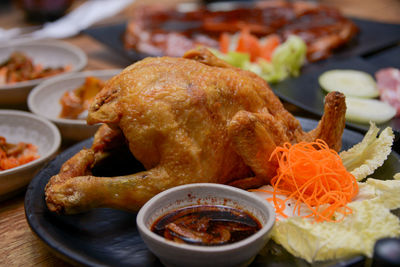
[365,45,400,70]
[25,117,400,267]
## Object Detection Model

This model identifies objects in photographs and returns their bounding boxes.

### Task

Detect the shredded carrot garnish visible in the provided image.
[253,139,358,223]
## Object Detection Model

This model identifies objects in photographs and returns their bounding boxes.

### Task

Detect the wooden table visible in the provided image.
[0,0,399,266]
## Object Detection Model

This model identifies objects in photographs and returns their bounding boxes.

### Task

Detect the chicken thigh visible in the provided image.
[45,48,346,214]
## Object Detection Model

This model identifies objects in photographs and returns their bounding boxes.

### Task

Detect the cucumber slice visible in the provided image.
[345,97,396,124]
[319,70,379,98]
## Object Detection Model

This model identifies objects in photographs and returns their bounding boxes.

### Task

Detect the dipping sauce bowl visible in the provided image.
[136,183,275,267]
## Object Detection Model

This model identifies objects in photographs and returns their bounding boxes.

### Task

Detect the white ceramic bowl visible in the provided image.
[137,183,276,267]
[0,110,61,200]
[28,69,122,142]
[0,39,87,107]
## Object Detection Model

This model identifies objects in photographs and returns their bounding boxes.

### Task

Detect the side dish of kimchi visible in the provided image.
[0,136,40,171]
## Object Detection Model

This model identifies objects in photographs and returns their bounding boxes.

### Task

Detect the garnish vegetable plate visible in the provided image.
[251,123,399,263]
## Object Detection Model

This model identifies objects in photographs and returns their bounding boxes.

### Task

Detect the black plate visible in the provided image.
[271,57,400,137]
[83,18,400,65]
[366,45,400,70]
[25,117,400,267]
[83,22,142,64]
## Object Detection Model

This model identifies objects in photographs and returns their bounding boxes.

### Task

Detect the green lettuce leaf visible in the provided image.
[259,35,307,83]
[211,35,307,83]
[209,49,250,69]
[271,179,400,263]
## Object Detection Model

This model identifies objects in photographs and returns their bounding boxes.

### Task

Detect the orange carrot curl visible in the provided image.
[253,139,358,223]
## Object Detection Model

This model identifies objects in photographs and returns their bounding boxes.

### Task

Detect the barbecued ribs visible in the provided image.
[124,1,358,62]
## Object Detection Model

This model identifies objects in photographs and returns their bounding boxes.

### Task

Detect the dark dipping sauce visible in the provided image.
[151,205,262,246]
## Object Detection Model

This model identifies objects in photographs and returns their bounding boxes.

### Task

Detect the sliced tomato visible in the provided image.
[260,34,281,62]
[236,28,261,62]
[219,32,231,54]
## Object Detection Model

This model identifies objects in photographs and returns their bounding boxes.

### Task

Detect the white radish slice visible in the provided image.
[319,70,379,98]
[345,97,396,124]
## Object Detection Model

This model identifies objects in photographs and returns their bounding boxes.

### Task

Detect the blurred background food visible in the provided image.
[0,109,60,199]
[27,69,120,142]
[0,40,87,108]
[15,0,75,22]
[0,51,70,85]
[58,76,104,119]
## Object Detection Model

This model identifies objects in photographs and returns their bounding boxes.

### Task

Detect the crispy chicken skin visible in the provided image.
[45,48,346,214]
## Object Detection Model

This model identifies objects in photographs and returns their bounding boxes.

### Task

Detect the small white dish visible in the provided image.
[28,69,122,141]
[0,39,87,106]
[0,110,61,200]
[137,183,275,267]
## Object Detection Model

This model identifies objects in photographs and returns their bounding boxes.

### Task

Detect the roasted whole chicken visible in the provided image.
[45,48,346,214]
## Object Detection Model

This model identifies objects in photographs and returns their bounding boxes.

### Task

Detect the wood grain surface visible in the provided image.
[0,0,399,266]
